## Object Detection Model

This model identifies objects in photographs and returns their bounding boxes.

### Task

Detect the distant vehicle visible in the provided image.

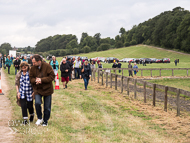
[106,57,119,63]
[122,58,133,63]
[150,58,157,63]
[156,59,163,63]
[140,58,152,64]
[81,57,88,60]
[163,58,170,63]
[98,57,106,62]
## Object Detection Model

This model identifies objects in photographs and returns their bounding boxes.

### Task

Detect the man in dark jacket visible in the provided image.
[13,56,21,75]
[67,58,73,81]
[3,55,6,69]
[28,56,33,66]
[117,62,122,73]
[60,58,70,89]
[112,62,117,73]
[29,54,55,126]
[80,61,91,90]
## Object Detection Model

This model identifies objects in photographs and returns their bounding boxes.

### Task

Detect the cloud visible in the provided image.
[0,0,190,47]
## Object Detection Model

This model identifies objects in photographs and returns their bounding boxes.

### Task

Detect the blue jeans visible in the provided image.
[83,78,89,89]
[74,68,80,79]
[0,63,2,68]
[7,66,10,74]
[35,94,52,122]
[15,68,19,75]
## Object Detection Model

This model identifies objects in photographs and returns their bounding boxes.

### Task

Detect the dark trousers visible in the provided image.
[83,78,89,89]
[7,66,10,74]
[119,70,121,73]
[74,68,80,79]
[20,98,34,119]
[69,72,71,81]
[15,68,19,75]
[129,71,133,77]
[35,94,52,123]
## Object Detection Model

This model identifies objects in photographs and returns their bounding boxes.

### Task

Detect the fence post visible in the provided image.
[164,86,168,112]
[144,81,146,103]
[98,70,100,83]
[153,84,156,106]
[106,72,108,87]
[110,73,112,88]
[187,69,188,76]
[121,76,123,93]
[141,70,143,77]
[151,70,152,77]
[159,69,161,77]
[127,78,129,95]
[101,71,104,85]
[134,79,137,99]
[172,69,174,76]
[115,74,117,90]
[177,89,180,116]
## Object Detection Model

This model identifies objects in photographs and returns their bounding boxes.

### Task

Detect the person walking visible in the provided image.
[71,57,75,80]
[5,55,13,74]
[28,56,33,66]
[3,55,6,69]
[74,57,81,79]
[15,62,34,124]
[112,62,117,73]
[60,58,70,89]
[50,56,59,81]
[117,62,122,73]
[174,59,178,66]
[67,58,73,81]
[22,56,27,63]
[0,54,3,69]
[133,63,138,76]
[128,62,133,77]
[29,54,55,126]
[91,61,95,69]
[80,61,91,90]
[14,56,21,75]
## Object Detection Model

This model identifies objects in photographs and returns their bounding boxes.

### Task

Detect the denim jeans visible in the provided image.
[74,68,80,79]
[35,94,52,122]
[7,66,10,74]
[83,78,89,89]
[15,68,19,75]
[0,63,2,68]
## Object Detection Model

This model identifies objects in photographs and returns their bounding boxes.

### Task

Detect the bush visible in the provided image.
[73,48,79,54]
[100,43,111,51]
[59,49,67,56]
[97,46,102,51]
[130,40,137,45]
[115,41,123,48]
[83,46,91,53]
[124,42,130,47]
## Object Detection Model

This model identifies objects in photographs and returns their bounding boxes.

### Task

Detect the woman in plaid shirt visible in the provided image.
[15,61,34,124]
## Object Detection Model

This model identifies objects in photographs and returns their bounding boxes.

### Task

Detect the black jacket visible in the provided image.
[117,63,122,68]
[80,64,91,79]
[60,63,70,77]
[28,59,33,66]
[67,61,73,72]
[112,63,117,68]
[14,59,21,69]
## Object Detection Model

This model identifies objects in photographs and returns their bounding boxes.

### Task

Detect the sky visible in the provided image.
[0,0,190,47]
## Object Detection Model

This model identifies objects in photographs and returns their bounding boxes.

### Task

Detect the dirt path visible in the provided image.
[0,69,14,143]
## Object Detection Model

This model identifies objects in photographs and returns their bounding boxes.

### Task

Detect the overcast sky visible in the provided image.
[0,0,190,47]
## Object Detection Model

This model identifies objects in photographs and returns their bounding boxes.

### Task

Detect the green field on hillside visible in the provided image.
[56,45,190,77]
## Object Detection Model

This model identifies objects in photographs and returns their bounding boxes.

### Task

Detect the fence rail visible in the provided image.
[98,68,190,77]
[91,68,190,116]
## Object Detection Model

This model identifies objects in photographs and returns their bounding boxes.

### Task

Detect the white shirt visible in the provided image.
[75,60,80,68]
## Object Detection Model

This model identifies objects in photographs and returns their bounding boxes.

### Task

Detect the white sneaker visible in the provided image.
[35,119,43,126]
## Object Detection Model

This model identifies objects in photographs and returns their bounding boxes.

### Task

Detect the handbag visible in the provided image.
[16,95,21,107]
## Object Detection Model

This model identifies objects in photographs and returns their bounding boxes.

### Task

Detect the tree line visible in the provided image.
[1,7,190,57]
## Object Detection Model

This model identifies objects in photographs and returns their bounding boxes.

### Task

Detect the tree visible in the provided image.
[83,46,90,53]
[94,33,101,46]
[99,43,111,51]
[115,41,123,48]
[73,48,79,54]
[119,27,126,35]
[0,43,12,55]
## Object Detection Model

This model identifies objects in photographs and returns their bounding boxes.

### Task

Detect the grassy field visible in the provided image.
[4,66,189,143]
[4,45,190,142]
[57,45,190,77]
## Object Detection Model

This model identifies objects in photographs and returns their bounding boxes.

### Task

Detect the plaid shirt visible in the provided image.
[19,72,33,101]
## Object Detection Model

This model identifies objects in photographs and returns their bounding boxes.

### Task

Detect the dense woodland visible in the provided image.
[0,7,190,57]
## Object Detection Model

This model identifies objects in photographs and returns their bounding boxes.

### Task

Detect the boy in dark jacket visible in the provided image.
[117,62,122,73]
[60,58,70,89]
